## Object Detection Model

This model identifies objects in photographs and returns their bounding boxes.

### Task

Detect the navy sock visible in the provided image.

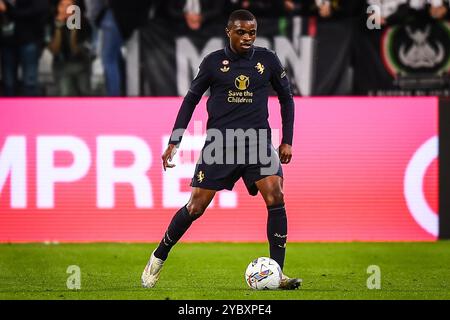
[267,203,287,270]
[154,206,195,261]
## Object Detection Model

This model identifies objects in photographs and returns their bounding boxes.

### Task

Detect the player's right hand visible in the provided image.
[162,144,177,171]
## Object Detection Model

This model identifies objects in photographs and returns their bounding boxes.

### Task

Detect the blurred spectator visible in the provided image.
[108,0,152,41]
[84,0,122,96]
[0,0,50,96]
[311,0,365,95]
[352,1,395,95]
[366,0,412,26]
[428,0,449,20]
[84,0,152,96]
[96,0,123,96]
[164,0,226,31]
[184,0,202,30]
[282,0,357,18]
[314,0,358,19]
[47,0,92,96]
[366,0,450,26]
[282,0,316,16]
[83,0,100,57]
[282,0,299,15]
[227,0,285,18]
[353,0,450,96]
[316,0,333,18]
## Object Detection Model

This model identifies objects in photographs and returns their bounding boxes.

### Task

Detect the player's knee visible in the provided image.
[265,189,284,207]
[186,201,207,220]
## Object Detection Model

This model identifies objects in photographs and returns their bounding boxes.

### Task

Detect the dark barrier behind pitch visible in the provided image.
[439,98,450,239]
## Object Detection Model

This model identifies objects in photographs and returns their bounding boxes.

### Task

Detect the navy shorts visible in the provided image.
[190,142,283,196]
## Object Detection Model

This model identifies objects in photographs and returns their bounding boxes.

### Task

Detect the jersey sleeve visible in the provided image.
[269,52,295,146]
[168,57,212,146]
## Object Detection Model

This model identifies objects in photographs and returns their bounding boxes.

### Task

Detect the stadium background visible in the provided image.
[2,1,450,303]
[0,2,449,242]
[0,97,442,242]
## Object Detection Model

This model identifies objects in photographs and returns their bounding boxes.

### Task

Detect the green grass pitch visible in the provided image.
[1,242,449,300]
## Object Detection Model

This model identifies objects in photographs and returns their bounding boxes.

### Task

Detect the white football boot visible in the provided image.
[141,250,164,288]
[279,274,302,290]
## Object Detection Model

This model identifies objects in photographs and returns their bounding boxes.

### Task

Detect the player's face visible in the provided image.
[226,19,257,55]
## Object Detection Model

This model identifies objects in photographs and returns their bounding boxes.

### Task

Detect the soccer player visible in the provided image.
[141,9,301,290]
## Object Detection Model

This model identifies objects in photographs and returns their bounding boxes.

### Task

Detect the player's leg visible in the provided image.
[255,175,301,290]
[154,187,216,260]
[255,175,287,269]
[141,187,216,288]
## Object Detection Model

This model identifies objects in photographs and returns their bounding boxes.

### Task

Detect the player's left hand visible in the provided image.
[278,143,292,164]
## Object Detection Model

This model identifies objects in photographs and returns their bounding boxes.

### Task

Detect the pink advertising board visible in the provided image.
[0,97,438,242]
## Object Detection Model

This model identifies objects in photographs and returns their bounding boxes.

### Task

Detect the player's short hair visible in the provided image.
[227,9,256,27]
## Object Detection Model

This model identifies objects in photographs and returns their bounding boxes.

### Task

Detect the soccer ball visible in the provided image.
[244,257,282,290]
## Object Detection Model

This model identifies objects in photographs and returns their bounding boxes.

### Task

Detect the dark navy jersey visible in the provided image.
[168,45,295,146]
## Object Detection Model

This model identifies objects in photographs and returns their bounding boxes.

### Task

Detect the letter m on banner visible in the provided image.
[0,136,26,208]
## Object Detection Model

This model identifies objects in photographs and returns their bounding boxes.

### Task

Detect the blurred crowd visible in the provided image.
[0,0,449,97]
[0,0,148,96]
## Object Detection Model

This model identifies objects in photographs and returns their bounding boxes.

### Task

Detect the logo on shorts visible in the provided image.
[235,75,249,90]
[197,171,205,183]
